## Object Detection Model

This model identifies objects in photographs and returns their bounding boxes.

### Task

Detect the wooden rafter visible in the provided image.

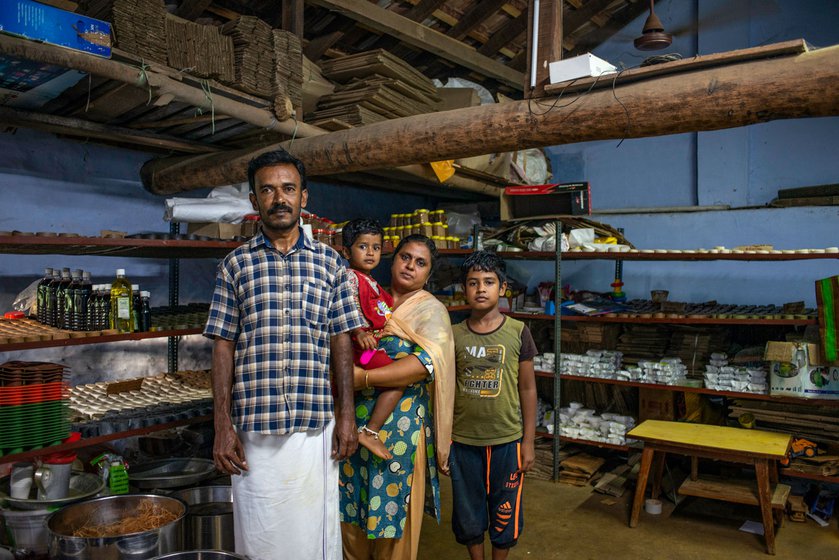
[479,12,528,56]
[306,0,524,89]
[141,44,839,193]
[569,0,649,56]
[175,0,213,20]
[447,0,508,40]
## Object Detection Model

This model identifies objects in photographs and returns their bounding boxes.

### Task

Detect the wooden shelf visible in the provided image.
[0,415,213,464]
[440,249,839,261]
[536,431,634,451]
[500,312,815,326]
[0,328,204,352]
[0,235,241,259]
[780,469,839,485]
[550,373,839,406]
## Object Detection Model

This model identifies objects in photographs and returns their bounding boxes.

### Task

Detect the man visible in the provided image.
[204,149,365,560]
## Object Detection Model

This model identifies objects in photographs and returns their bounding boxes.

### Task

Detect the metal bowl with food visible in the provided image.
[48,494,186,560]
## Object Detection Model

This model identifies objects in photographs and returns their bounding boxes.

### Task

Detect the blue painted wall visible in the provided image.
[541,0,839,306]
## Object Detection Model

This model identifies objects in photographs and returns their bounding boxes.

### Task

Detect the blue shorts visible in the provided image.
[450,439,525,549]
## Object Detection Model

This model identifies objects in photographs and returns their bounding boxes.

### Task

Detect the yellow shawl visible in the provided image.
[382,290,455,468]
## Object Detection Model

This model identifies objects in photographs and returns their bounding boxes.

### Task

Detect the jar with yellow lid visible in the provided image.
[389,214,400,228]
[420,222,434,237]
[447,236,461,249]
[432,222,445,237]
[415,209,430,224]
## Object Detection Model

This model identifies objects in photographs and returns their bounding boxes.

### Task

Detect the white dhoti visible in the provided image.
[232,419,340,560]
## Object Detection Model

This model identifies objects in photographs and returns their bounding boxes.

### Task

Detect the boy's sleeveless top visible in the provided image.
[452,317,525,446]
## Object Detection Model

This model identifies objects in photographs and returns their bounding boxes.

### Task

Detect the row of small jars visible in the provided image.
[385,235,461,250]
[385,222,448,239]
[389,209,447,227]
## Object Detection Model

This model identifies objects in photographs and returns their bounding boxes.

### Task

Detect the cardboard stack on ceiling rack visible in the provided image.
[110,0,168,64]
[164,14,235,83]
[273,29,303,110]
[220,16,274,96]
[308,49,441,128]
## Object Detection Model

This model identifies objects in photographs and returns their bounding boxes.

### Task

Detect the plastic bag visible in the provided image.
[13,279,40,316]
[446,210,482,239]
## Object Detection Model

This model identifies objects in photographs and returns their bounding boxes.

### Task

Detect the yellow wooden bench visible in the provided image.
[627,420,792,555]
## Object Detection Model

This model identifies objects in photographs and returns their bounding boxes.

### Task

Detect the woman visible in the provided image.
[340,235,455,560]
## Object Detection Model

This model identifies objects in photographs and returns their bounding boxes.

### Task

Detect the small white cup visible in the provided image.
[10,462,34,499]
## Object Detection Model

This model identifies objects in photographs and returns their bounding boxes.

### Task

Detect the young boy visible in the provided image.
[341,218,403,460]
[451,251,538,560]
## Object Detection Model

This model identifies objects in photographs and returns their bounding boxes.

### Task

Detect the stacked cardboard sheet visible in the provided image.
[559,453,605,486]
[310,50,441,127]
[273,29,303,110]
[220,16,275,96]
[112,0,168,64]
[165,15,235,82]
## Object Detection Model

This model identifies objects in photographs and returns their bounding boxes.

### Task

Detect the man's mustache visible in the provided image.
[268,204,293,215]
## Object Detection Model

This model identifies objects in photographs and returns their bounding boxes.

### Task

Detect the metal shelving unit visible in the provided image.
[0,233,228,463]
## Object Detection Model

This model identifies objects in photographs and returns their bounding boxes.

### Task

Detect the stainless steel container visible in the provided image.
[152,552,248,560]
[47,494,186,560]
[173,486,234,552]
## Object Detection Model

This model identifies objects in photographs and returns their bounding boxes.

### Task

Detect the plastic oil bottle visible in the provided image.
[72,271,93,331]
[45,268,62,326]
[55,268,72,330]
[36,267,53,323]
[110,269,133,333]
[64,269,82,331]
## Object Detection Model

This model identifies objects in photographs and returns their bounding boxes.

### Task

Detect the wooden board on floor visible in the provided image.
[679,476,790,509]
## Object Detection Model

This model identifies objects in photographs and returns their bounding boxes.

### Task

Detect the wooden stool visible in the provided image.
[627,420,791,555]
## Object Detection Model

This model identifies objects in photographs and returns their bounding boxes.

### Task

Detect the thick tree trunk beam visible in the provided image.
[141,45,839,195]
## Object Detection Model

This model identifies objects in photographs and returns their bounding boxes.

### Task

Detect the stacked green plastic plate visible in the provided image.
[0,361,70,455]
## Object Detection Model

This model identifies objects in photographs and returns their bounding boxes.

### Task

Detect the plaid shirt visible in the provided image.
[204,229,365,434]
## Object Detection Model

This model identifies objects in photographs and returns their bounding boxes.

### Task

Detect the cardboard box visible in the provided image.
[436,87,481,111]
[549,53,616,85]
[638,387,676,421]
[500,182,591,220]
[766,341,839,399]
[0,1,112,58]
[187,222,242,240]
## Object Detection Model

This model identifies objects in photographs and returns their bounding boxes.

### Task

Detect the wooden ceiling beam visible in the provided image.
[0,106,219,154]
[306,0,524,89]
[479,12,528,56]
[175,0,213,20]
[140,44,839,193]
[527,0,563,97]
[569,0,649,57]
[405,0,449,22]
[447,0,508,40]
[282,0,305,36]
[564,0,620,34]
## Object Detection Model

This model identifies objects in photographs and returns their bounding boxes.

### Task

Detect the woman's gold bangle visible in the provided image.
[364,370,370,389]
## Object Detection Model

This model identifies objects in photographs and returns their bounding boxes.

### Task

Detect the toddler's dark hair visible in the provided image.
[461,251,507,285]
[342,218,384,248]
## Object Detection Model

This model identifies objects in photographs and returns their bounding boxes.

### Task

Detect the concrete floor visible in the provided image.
[419,475,838,559]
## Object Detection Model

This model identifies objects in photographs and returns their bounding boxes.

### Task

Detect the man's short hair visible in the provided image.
[248,149,307,193]
[342,218,384,248]
[461,250,507,285]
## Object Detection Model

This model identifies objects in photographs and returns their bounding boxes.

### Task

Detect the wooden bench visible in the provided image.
[627,420,792,555]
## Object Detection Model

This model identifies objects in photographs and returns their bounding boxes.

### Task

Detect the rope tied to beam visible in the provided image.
[134,59,153,105]
[195,79,216,135]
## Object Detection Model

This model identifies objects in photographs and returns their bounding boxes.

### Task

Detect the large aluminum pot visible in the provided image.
[47,494,186,560]
[153,552,248,560]
[172,486,234,552]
